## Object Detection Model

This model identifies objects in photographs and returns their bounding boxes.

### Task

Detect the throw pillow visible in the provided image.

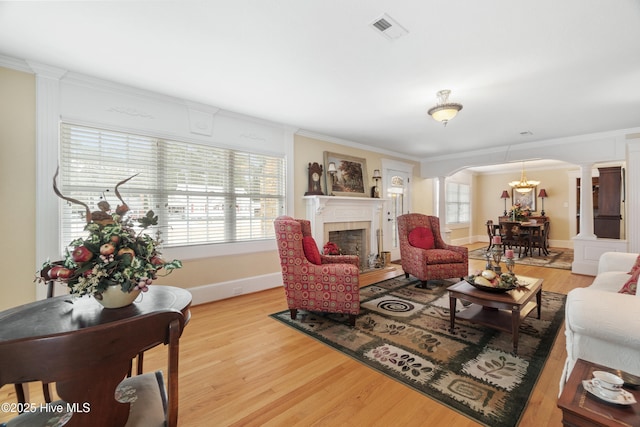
[628,254,640,275]
[619,268,639,295]
[302,236,322,265]
[408,226,435,250]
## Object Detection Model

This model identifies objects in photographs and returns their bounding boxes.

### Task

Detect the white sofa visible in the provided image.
[560,252,640,391]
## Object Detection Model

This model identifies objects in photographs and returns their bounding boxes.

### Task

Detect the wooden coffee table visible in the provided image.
[447,275,542,354]
[558,358,640,426]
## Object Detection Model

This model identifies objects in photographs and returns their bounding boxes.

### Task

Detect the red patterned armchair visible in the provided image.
[397,213,469,288]
[274,216,360,326]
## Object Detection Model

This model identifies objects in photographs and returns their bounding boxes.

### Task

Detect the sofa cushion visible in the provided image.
[302,236,322,265]
[408,226,435,250]
[620,269,639,295]
[589,271,631,293]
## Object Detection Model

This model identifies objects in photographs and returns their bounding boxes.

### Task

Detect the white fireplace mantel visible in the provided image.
[303,196,387,254]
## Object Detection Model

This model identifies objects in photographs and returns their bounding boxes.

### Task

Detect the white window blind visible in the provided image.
[60,123,286,251]
[445,182,470,224]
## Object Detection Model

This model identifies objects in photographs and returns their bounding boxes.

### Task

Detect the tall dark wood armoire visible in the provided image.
[594,166,622,238]
[576,166,623,238]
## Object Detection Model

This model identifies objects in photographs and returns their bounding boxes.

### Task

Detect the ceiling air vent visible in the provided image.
[370,13,409,41]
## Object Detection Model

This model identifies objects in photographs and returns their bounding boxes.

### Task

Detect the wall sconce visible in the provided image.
[538,188,548,216]
[500,190,510,215]
[327,162,337,196]
[372,169,381,198]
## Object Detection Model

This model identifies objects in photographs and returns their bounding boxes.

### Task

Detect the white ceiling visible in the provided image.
[1,1,639,161]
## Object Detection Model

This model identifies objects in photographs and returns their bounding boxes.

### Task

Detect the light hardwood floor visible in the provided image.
[0,243,594,426]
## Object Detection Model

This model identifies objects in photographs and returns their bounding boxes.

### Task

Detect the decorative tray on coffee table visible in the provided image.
[464,275,518,293]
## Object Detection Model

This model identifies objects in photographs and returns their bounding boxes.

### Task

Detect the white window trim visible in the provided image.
[445,181,471,227]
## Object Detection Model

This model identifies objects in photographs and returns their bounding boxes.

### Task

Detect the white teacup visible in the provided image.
[592,371,624,399]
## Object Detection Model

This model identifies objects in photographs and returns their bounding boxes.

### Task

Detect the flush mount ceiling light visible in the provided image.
[427,89,463,126]
[508,162,540,193]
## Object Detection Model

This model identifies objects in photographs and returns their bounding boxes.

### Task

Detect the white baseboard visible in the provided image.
[188,272,283,305]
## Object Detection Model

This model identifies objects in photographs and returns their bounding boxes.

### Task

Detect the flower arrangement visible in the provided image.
[323,241,341,255]
[37,171,182,298]
[508,203,532,221]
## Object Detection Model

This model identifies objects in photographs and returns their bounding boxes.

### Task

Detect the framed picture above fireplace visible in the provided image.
[324,151,368,197]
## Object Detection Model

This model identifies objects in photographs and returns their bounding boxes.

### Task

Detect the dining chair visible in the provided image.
[13,278,56,407]
[0,309,185,427]
[529,221,550,256]
[499,221,528,257]
[13,270,149,411]
[485,220,495,250]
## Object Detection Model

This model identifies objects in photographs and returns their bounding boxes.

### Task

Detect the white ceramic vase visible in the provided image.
[95,285,141,309]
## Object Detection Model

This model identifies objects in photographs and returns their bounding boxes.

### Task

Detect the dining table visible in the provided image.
[495,220,546,257]
[0,285,192,426]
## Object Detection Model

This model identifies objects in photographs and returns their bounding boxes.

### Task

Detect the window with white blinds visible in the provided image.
[60,123,286,250]
[445,182,470,224]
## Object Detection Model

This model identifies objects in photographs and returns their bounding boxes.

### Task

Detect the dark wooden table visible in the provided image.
[558,359,640,427]
[0,285,192,426]
[496,221,546,257]
[447,276,542,354]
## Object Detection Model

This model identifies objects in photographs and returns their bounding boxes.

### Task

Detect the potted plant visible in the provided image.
[37,170,182,308]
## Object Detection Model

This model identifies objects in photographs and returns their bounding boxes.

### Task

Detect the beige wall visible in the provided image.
[293,135,428,218]
[0,67,36,310]
[473,168,574,243]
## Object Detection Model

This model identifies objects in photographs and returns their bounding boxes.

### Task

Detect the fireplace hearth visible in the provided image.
[304,195,386,270]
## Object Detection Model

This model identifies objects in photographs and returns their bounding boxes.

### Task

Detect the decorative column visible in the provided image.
[576,163,596,239]
[28,61,67,300]
[437,176,450,243]
[627,139,640,253]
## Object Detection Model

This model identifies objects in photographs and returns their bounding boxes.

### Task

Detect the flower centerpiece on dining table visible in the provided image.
[508,203,532,221]
[36,170,182,306]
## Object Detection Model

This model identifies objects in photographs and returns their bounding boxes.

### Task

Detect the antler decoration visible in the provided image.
[114,173,138,215]
[53,167,92,224]
[52,167,138,224]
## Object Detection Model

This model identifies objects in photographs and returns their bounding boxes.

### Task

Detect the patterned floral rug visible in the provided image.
[468,246,573,270]
[270,276,566,427]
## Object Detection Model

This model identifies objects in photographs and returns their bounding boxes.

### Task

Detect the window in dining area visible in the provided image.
[446,182,470,225]
[59,123,286,251]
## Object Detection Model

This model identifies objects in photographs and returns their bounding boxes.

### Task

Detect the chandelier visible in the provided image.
[509,162,540,193]
[427,89,463,126]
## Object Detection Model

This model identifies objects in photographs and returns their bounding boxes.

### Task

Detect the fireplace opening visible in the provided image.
[328,228,367,270]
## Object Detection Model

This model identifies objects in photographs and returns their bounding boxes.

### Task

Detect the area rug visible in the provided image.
[468,246,573,270]
[270,276,566,427]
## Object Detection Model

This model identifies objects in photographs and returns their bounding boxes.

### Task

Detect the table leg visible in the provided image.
[449,295,456,334]
[512,308,520,354]
[536,288,542,319]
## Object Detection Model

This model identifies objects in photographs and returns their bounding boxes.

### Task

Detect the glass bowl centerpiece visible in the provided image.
[37,171,182,308]
[465,270,519,293]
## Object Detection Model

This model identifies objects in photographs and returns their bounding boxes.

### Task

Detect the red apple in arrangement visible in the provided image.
[57,267,74,279]
[100,243,116,256]
[72,245,94,263]
[48,266,74,280]
[110,235,121,245]
[117,247,136,258]
[48,265,63,279]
